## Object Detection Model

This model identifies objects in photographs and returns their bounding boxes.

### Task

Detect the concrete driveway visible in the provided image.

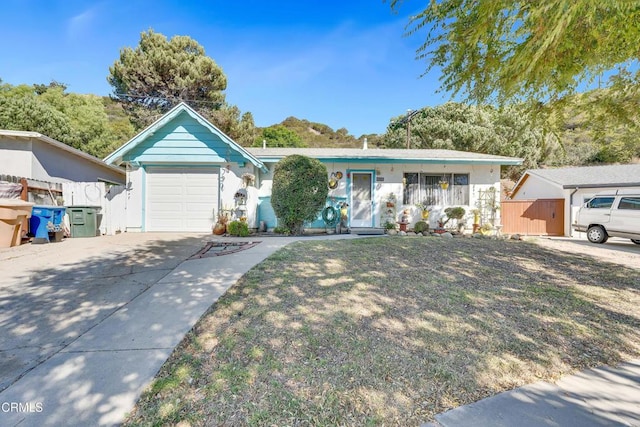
[0,232,362,426]
[0,232,268,426]
[0,233,209,392]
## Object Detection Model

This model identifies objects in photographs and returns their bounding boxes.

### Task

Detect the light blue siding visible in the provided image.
[124,111,249,164]
[259,196,349,229]
[257,197,277,229]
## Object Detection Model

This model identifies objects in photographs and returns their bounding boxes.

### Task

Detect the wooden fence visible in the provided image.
[501,199,565,236]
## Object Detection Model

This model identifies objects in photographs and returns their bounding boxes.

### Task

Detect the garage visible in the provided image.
[103,103,270,233]
[146,166,219,232]
[509,164,640,236]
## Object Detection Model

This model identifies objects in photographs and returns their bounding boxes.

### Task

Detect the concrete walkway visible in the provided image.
[426,359,640,427]
[0,233,360,426]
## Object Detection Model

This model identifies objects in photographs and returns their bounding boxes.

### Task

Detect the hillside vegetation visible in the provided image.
[258,116,382,149]
[547,89,640,166]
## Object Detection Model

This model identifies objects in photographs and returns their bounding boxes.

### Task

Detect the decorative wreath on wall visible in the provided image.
[322,206,339,226]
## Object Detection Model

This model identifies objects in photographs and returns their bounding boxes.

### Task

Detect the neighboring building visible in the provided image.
[0,130,125,184]
[104,102,523,233]
[509,164,640,236]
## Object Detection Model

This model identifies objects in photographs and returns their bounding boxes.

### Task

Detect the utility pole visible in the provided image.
[406,109,412,149]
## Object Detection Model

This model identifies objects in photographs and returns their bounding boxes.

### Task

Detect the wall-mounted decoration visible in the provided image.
[328,171,344,189]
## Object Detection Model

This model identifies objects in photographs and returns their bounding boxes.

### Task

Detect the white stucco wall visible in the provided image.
[0,139,34,177]
[369,163,501,228]
[125,166,144,232]
[258,161,502,230]
[512,174,565,199]
[221,163,259,228]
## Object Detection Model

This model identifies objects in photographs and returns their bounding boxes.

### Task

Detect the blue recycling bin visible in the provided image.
[29,205,66,244]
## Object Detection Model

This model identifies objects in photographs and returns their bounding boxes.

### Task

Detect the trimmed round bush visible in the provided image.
[271,155,328,235]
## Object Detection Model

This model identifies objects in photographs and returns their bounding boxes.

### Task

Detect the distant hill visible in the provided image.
[262,116,384,148]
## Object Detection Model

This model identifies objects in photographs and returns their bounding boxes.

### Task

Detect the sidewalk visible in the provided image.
[0,234,359,426]
[425,359,640,427]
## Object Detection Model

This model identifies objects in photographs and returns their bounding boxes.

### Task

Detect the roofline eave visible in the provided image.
[562,182,640,189]
[258,156,522,165]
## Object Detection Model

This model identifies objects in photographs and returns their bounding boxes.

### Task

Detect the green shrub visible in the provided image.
[414,221,429,233]
[273,226,291,235]
[271,155,328,235]
[441,207,466,227]
[445,207,466,220]
[227,220,249,237]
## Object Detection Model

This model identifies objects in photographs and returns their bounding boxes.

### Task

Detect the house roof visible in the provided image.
[0,129,125,182]
[511,163,640,196]
[103,102,268,172]
[247,147,523,165]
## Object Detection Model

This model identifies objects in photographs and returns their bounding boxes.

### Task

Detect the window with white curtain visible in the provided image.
[403,173,469,206]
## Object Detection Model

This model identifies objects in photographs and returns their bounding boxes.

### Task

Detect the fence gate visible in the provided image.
[501,199,565,236]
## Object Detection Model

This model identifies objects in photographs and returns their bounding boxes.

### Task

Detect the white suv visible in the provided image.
[573,191,640,244]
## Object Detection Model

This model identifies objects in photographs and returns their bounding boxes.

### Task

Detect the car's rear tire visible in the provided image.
[587,225,608,243]
[632,239,640,245]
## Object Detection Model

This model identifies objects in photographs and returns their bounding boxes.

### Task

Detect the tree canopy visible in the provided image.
[108,30,227,119]
[392,1,640,104]
[0,81,134,158]
[254,125,307,148]
[107,29,257,143]
[384,103,559,178]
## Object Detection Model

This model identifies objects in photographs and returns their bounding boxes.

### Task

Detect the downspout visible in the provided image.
[569,187,579,237]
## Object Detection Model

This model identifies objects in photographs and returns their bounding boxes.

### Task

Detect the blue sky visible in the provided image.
[1,0,449,137]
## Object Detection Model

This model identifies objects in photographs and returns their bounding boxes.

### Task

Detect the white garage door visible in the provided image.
[146,166,219,232]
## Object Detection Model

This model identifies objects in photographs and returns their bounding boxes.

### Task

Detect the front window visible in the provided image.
[404,173,469,206]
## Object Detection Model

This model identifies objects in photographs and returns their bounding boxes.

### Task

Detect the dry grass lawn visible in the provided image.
[124,237,640,426]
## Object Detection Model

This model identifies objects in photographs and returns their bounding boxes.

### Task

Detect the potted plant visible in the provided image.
[472,209,481,233]
[440,207,466,229]
[213,210,230,235]
[417,200,431,219]
[386,193,397,208]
